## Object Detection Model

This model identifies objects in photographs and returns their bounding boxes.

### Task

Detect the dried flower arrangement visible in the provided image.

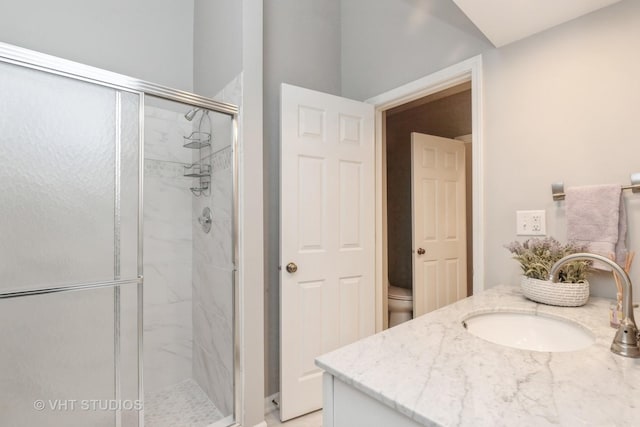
[505,237,592,283]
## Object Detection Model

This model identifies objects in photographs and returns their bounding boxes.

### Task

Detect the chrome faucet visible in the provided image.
[550,253,640,358]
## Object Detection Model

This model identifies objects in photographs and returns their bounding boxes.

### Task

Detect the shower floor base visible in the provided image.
[145,378,225,427]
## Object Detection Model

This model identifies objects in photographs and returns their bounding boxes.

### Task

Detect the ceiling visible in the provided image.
[451,0,622,47]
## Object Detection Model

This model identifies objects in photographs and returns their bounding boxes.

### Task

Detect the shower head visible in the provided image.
[184,108,201,121]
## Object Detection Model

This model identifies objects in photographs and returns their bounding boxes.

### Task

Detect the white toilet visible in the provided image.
[388,285,413,327]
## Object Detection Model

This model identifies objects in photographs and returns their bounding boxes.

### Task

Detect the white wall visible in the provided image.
[339,0,640,299]
[239,0,265,425]
[340,0,493,100]
[194,0,243,97]
[483,0,640,297]
[263,0,342,397]
[0,0,194,91]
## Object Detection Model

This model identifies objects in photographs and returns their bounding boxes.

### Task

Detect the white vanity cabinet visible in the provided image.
[322,373,422,427]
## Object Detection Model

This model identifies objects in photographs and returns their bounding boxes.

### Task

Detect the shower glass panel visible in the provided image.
[0,61,141,291]
[143,96,235,427]
[0,286,140,427]
[0,59,141,427]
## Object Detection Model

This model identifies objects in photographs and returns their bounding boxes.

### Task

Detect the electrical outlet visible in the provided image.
[516,210,546,236]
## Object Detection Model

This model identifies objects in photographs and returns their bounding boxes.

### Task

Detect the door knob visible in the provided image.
[286,262,298,273]
[417,248,425,255]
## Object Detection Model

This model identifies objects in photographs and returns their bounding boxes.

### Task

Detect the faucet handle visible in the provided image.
[611,318,640,358]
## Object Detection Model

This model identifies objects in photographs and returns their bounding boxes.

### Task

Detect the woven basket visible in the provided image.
[521,276,589,307]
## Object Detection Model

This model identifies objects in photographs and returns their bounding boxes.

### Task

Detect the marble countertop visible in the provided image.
[315,285,640,426]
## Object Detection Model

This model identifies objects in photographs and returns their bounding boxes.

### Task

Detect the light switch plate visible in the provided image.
[516,210,546,236]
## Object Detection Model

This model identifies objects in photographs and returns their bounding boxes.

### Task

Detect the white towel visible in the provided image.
[566,184,627,269]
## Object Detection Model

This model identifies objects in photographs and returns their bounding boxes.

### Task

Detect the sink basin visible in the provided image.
[463,311,595,352]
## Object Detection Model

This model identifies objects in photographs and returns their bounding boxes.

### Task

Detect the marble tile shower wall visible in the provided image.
[192,75,241,417]
[143,105,194,393]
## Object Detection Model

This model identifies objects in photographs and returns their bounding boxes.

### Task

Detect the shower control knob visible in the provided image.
[198,207,212,233]
[417,248,426,255]
[286,263,298,273]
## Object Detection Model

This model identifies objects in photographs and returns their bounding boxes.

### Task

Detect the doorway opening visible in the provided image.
[370,55,483,331]
[384,82,472,329]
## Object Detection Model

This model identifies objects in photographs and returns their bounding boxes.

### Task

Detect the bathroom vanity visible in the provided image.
[316,285,640,426]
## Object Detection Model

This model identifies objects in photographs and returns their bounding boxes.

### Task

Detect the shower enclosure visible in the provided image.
[142,97,236,427]
[0,43,238,427]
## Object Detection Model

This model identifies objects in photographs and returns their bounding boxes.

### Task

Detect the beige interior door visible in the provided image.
[280,83,375,421]
[411,132,467,317]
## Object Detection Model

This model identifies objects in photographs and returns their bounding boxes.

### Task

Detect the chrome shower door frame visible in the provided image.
[0,41,240,427]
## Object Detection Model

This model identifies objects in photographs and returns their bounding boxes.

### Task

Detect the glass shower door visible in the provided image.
[0,60,142,427]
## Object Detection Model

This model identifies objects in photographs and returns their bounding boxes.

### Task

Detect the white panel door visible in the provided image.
[280,84,375,421]
[411,133,467,317]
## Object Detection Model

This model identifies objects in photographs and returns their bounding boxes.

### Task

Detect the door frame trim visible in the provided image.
[366,55,484,331]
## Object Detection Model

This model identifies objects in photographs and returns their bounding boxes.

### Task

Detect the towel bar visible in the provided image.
[552,173,640,201]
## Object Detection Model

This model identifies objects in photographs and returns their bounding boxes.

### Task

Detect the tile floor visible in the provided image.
[145,382,321,427]
[145,378,224,427]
